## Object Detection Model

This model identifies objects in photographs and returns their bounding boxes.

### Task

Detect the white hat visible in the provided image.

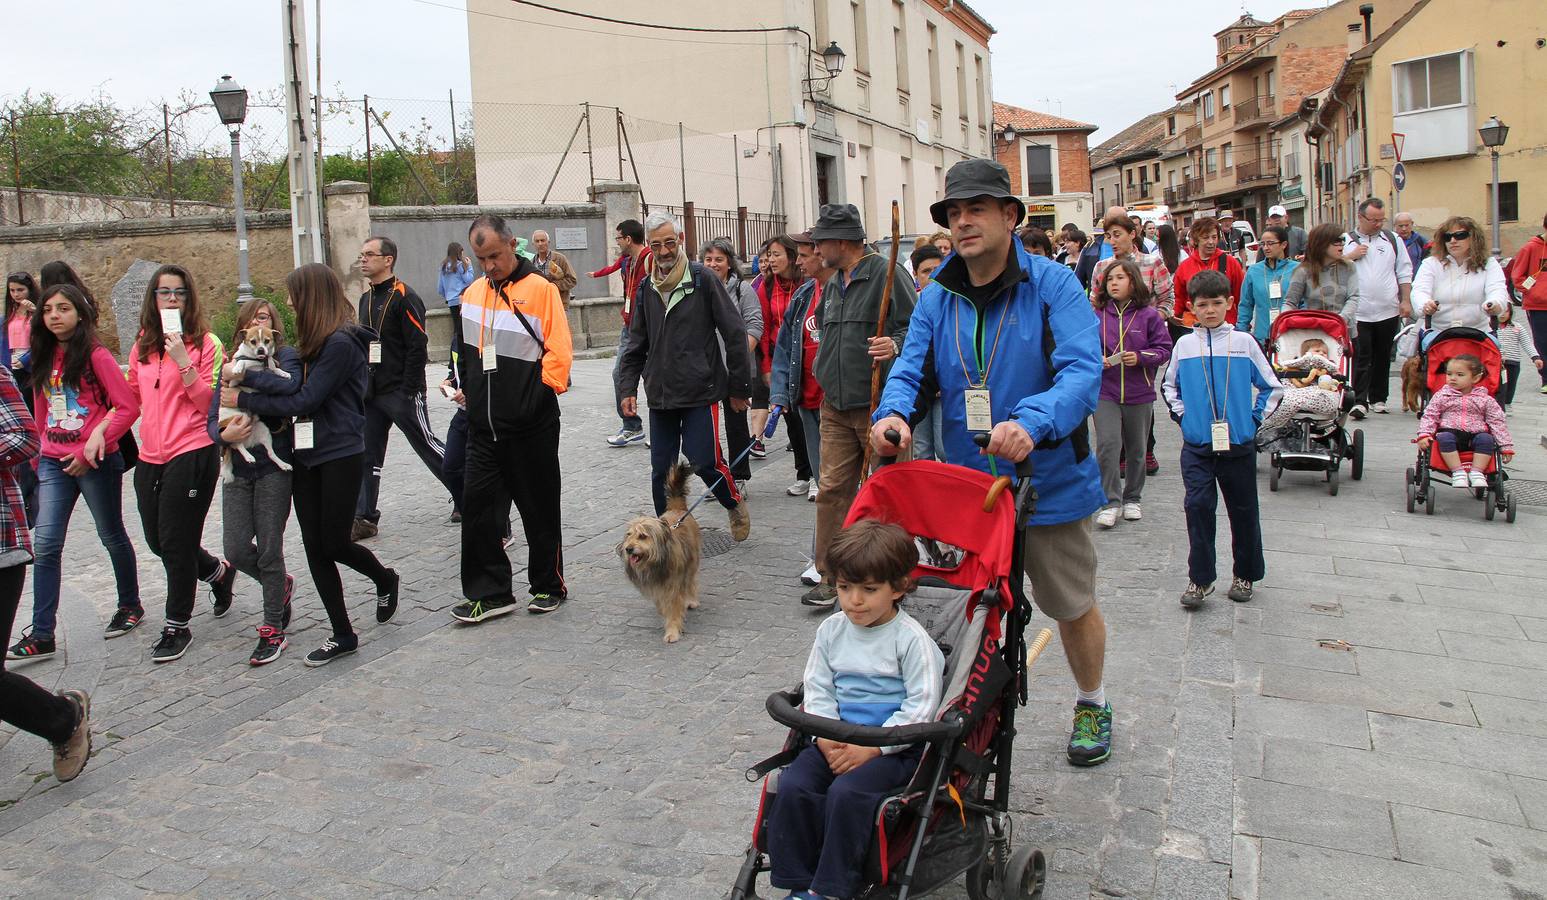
[1268,204,1288,217]
[1219,209,1236,219]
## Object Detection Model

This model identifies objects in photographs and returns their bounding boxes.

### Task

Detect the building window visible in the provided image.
[850,1,869,74]
[1126,168,1134,186]
[1395,51,1465,113]
[1493,181,1519,222]
[1220,84,1232,110]
[1205,149,1218,174]
[1168,115,1177,136]
[1026,144,1053,196]
[1153,163,1161,181]
[1203,92,1215,121]
[974,55,987,125]
[926,23,941,107]
[955,42,968,119]
[1222,143,1233,169]
[893,2,909,93]
[815,0,830,49]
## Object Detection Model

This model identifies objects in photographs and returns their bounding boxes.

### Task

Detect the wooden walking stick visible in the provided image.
[860,200,903,481]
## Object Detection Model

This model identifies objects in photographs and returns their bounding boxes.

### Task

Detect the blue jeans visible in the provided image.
[613,327,642,432]
[32,452,140,639]
[911,400,945,462]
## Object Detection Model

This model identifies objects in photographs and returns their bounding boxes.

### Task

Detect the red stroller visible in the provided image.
[1404,319,1516,521]
[1262,309,1364,494]
[731,452,1054,900]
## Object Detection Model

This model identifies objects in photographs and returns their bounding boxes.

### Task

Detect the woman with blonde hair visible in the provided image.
[1411,216,1509,330]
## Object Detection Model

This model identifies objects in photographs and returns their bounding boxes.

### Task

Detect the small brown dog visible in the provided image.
[1401,355,1424,412]
[619,463,701,643]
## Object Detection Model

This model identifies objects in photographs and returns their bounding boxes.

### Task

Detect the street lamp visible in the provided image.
[210,75,254,302]
[803,40,847,100]
[821,41,846,78]
[1478,115,1509,259]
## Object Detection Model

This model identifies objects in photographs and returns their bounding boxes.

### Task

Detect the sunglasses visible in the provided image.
[1443,230,1471,242]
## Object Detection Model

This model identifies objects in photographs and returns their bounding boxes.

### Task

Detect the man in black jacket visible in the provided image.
[352,236,452,540]
[617,212,752,540]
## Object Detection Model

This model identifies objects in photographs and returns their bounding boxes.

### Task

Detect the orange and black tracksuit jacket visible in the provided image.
[457,256,574,438]
[359,278,429,395]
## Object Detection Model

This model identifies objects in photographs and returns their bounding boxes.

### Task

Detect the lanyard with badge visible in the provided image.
[47,362,67,425]
[292,360,316,450]
[952,292,1012,474]
[1201,334,1232,451]
[476,278,507,374]
[367,281,396,365]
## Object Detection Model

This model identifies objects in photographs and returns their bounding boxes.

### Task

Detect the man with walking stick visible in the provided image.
[800,203,916,608]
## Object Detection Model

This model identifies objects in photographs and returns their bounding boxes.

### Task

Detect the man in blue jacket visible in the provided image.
[870,159,1115,768]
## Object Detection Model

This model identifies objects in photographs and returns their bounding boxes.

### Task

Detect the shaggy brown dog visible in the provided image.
[1401,355,1424,412]
[619,463,701,643]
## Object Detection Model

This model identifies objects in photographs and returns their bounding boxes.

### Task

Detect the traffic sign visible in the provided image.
[1392,132,1405,163]
[1393,162,1408,191]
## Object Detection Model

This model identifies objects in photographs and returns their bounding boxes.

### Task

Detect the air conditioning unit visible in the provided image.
[847,141,858,158]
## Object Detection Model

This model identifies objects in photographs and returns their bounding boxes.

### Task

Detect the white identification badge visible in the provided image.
[964,389,993,432]
[49,391,66,422]
[10,349,22,367]
[1524,275,1538,291]
[1267,280,1283,300]
[368,341,382,364]
[293,419,315,450]
[1211,421,1231,452]
[159,308,182,335]
[482,343,498,373]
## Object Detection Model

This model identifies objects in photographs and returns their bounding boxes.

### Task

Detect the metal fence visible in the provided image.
[664,205,788,262]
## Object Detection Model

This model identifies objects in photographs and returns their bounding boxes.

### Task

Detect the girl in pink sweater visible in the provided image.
[1417,353,1513,489]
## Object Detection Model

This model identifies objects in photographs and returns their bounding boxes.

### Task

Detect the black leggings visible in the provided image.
[133,444,222,626]
[0,565,76,743]
[292,453,392,638]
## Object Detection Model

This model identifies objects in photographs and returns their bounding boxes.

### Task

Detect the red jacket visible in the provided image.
[1508,235,1547,311]
[1173,250,1246,325]
[590,248,653,325]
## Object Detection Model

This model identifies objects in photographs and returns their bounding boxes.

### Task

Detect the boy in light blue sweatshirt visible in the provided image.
[1161,269,1283,609]
[767,519,945,900]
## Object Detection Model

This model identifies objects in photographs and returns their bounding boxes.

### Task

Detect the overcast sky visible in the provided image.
[4,0,1330,146]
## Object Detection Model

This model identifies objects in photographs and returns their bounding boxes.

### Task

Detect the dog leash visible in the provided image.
[670,406,782,529]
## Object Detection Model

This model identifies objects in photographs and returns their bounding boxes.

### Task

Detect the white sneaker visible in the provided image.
[787,479,810,497]
[1122,502,1142,521]
[1371,401,1388,414]
[1468,470,1489,489]
[800,563,820,586]
[1450,471,1471,488]
[606,428,645,448]
[807,482,818,502]
[1095,507,1119,528]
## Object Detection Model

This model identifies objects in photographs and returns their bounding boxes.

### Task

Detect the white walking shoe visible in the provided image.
[1095,507,1119,529]
[1122,503,1142,521]
[800,563,820,586]
[787,479,810,496]
[1468,470,1489,489]
[1450,471,1471,488]
[807,482,818,502]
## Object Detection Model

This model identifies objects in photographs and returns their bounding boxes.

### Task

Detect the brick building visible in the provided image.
[992,101,1097,231]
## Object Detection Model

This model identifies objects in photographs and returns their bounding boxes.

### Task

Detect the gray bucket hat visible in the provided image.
[808,203,866,242]
[929,158,1026,229]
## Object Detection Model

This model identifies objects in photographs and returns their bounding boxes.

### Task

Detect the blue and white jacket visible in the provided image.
[876,241,1105,526]
[802,609,945,754]
[1161,323,1283,452]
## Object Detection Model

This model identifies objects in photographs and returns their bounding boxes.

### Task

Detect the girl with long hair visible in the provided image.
[1412,215,1510,330]
[1285,224,1360,329]
[701,238,763,481]
[5,272,37,373]
[126,264,236,663]
[437,241,476,355]
[225,263,398,667]
[5,285,140,662]
[210,298,301,665]
[1092,259,1171,528]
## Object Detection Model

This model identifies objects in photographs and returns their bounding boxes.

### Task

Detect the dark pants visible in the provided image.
[1529,312,1547,386]
[1503,361,1521,407]
[768,744,923,899]
[222,469,293,629]
[786,406,813,481]
[461,420,565,602]
[723,397,752,481]
[613,327,643,432]
[357,390,449,522]
[445,410,511,535]
[447,303,464,362]
[0,566,76,744]
[647,405,740,516]
[133,445,222,626]
[1181,443,1264,587]
[292,453,392,639]
[1354,315,1401,406]
[1435,430,1496,455]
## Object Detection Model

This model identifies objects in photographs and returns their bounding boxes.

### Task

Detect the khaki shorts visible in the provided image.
[1021,518,1098,622]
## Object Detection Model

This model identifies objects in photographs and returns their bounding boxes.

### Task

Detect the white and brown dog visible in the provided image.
[619,463,702,643]
[218,324,294,484]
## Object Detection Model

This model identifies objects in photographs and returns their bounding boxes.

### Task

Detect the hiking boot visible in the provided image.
[606,428,645,448]
[800,583,837,608]
[451,597,519,624]
[104,607,145,639]
[376,568,400,624]
[208,559,236,618]
[1066,701,1113,767]
[281,575,294,631]
[249,626,287,666]
[6,631,54,662]
[527,593,565,615]
[304,634,358,667]
[351,518,378,541]
[52,690,91,783]
[1145,452,1160,475]
[1227,577,1254,603]
[728,501,752,542]
[1180,582,1214,610]
[151,626,192,663]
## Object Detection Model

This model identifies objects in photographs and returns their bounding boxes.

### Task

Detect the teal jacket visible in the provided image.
[1237,258,1300,341]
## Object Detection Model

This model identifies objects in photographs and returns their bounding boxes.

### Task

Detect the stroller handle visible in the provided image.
[766,689,965,748]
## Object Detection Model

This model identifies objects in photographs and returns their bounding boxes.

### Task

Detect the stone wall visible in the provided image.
[0,186,230,227]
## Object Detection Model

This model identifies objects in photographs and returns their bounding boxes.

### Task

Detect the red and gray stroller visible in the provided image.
[731,451,1053,900]
[1404,318,1516,521]
[1262,309,1365,494]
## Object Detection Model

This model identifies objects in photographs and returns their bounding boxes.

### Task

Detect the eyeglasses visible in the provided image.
[648,239,680,253]
[1443,230,1471,242]
[1260,239,1282,247]
[358,251,386,260]
[154,288,189,298]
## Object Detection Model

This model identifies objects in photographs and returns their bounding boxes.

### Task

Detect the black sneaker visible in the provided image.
[6,630,55,662]
[376,569,400,623]
[351,518,378,542]
[281,575,294,631]
[527,593,565,615]
[451,597,519,624]
[104,607,145,639]
[150,626,192,664]
[208,560,236,618]
[304,634,358,667]
[249,626,287,666]
[800,583,838,608]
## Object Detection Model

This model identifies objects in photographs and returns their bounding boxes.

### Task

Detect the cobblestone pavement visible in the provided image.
[1,357,1544,899]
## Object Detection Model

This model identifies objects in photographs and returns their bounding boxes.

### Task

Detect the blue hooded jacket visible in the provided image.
[876,240,1104,526]
[1160,322,1283,451]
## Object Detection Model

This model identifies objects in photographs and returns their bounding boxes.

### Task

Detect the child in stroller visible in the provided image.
[1417,353,1514,489]
[1256,310,1365,492]
[1256,337,1342,444]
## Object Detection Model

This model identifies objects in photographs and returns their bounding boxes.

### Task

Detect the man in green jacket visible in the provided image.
[801,203,917,607]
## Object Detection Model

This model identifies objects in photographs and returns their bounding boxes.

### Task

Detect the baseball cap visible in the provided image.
[1268,205,1288,218]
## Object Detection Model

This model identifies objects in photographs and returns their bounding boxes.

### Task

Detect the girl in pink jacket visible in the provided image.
[1417,353,1512,489]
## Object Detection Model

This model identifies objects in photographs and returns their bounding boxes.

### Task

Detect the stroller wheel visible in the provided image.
[1004,845,1047,900]
[1485,495,1496,520]
[1351,429,1365,481]
[1269,467,1281,492]
[1327,467,1339,496]
[1405,466,1416,485]
[1425,486,1436,515]
[1405,481,1416,513]
[1507,493,1518,523]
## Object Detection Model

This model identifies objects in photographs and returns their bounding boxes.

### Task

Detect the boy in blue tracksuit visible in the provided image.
[1161,269,1283,609]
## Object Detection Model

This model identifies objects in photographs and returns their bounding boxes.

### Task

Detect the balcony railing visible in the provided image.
[1183,123,1203,146]
[1184,176,1204,197]
[1164,186,1180,205]
[1233,94,1277,126]
[1236,157,1278,184]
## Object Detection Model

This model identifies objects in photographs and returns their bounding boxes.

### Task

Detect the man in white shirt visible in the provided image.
[1343,197,1413,417]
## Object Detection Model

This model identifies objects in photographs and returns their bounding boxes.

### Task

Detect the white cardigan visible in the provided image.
[1411,255,1509,330]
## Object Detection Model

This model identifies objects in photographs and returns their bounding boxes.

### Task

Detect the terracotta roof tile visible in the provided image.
[992,101,1097,134]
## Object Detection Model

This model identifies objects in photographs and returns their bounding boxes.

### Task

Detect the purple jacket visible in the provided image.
[1096,301,1172,404]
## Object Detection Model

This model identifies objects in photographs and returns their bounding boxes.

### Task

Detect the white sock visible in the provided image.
[1076,685,1106,707]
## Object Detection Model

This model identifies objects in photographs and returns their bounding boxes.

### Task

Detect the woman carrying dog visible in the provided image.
[209,299,300,666]
[126,264,237,664]
[225,263,399,667]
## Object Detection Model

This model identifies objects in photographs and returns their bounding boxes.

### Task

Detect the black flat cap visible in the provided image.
[808,203,866,242]
[929,158,1025,229]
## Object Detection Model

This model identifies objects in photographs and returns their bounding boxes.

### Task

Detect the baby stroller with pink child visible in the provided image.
[1260,309,1365,495]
